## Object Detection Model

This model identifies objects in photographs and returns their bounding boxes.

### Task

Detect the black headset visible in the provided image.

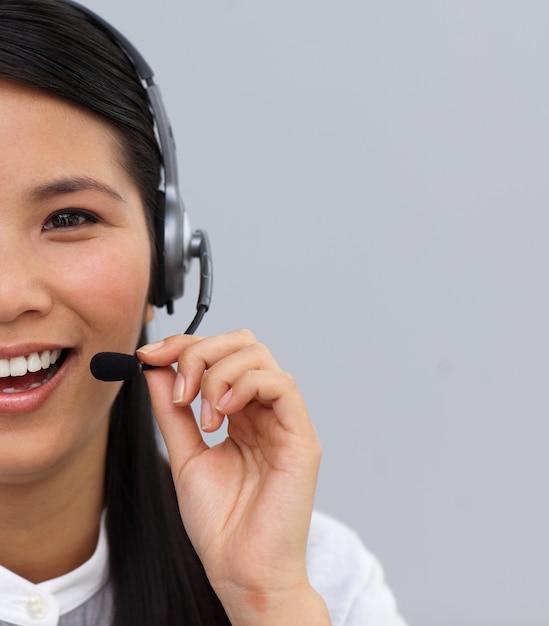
[62,0,212,332]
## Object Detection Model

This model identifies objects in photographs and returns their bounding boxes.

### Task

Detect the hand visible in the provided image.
[137,330,331,625]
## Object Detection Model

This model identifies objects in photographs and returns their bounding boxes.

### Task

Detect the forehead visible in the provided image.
[0,79,134,199]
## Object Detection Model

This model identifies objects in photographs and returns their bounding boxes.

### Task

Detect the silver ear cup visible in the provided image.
[162,195,191,311]
[146,83,188,311]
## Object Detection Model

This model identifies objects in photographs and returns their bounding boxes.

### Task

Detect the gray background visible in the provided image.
[81,1,549,624]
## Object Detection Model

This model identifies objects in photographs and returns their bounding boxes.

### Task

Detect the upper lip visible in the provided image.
[0,344,70,360]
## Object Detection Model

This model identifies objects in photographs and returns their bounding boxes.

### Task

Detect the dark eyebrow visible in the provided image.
[27,176,125,203]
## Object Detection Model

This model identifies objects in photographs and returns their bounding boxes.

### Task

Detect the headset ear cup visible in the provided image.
[162,192,187,311]
[150,189,166,309]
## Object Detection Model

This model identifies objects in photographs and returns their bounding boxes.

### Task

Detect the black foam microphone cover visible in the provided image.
[90,352,154,381]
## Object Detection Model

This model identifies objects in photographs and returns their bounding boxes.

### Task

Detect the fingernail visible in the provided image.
[215,388,232,413]
[200,399,212,431]
[137,340,165,355]
[172,372,185,404]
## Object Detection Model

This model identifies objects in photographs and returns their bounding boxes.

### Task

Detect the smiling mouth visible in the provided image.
[0,349,69,394]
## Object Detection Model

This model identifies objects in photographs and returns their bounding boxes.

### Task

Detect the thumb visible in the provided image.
[144,366,207,472]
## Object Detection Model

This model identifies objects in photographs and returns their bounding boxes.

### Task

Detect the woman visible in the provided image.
[0,1,406,624]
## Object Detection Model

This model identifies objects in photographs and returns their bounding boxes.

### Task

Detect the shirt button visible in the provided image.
[26,594,49,620]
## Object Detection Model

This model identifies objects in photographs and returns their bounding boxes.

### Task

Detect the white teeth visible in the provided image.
[9,356,27,377]
[0,359,9,378]
[40,351,50,369]
[0,349,62,378]
[27,352,42,373]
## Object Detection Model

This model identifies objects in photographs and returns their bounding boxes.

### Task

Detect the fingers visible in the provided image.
[138,329,278,410]
[214,369,315,438]
[196,343,284,432]
[141,328,321,496]
[138,329,312,437]
[143,364,208,473]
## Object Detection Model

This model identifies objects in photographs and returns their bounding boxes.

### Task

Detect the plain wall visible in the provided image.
[80,1,549,624]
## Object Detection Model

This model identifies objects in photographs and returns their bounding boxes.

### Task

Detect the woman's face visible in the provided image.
[0,80,153,483]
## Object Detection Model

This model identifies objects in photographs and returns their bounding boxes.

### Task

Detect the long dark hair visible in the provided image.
[0,1,230,624]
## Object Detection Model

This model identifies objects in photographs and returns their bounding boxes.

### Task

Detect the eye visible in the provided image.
[43,210,99,231]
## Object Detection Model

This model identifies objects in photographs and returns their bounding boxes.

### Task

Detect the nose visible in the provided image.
[0,239,53,323]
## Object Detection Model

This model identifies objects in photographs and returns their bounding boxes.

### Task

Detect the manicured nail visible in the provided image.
[215,388,233,413]
[200,399,213,431]
[172,372,185,404]
[137,340,165,355]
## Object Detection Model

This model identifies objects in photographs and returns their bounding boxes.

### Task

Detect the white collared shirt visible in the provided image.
[0,511,407,626]
[0,514,108,626]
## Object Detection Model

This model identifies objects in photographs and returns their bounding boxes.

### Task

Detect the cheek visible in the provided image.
[56,240,152,335]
